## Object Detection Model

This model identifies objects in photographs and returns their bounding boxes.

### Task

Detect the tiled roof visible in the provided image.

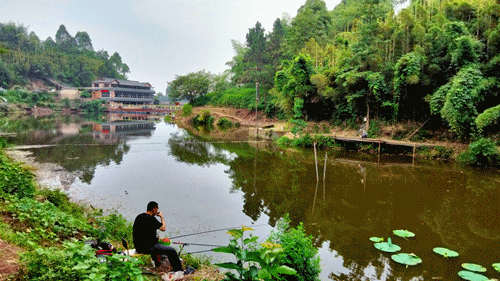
[92,78,152,87]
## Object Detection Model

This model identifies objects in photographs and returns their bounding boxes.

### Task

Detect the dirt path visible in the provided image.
[0,238,22,281]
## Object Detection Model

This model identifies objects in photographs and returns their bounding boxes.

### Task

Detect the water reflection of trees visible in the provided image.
[167,131,233,167]
[165,136,500,280]
[29,134,130,184]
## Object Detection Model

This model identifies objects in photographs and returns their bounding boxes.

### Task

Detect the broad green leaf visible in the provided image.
[246,252,261,262]
[227,229,243,239]
[493,263,500,273]
[391,253,422,266]
[457,270,489,281]
[433,247,459,258]
[73,263,90,270]
[215,262,241,270]
[244,236,259,244]
[393,229,415,238]
[258,268,272,280]
[370,237,384,242]
[275,265,297,275]
[212,246,234,253]
[461,263,487,272]
[374,240,401,253]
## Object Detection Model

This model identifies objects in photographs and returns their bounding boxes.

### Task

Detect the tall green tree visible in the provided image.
[167,70,212,102]
[283,0,332,57]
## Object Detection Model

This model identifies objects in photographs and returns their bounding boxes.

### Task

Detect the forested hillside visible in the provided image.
[0,23,129,88]
[169,0,500,139]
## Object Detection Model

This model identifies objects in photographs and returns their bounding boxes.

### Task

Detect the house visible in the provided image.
[90,78,155,105]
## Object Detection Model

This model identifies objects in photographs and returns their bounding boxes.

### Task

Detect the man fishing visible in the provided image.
[133,201,185,272]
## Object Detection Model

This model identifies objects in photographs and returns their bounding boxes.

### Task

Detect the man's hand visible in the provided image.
[157,211,164,218]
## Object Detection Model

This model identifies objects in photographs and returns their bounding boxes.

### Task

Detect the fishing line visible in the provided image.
[172,242,225,247]
[169,224,268,239]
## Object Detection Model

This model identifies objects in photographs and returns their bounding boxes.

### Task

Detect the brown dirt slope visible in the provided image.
[0,238,22,281]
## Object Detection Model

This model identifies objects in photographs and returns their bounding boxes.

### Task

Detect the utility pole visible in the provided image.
[255,82,259,136]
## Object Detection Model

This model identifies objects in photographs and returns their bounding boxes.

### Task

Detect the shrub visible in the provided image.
[0,152,36,198]
[268,216,321,281]
[182,103,193,116]
[458,138,500,166]
[20,240,143,281]
[0,137,7,148]
[80,90,92,98]
[276,136,293,147]
[213,226,297,280]
[476,104,500,132]
[193,109,214,126]
[217,117,233,130]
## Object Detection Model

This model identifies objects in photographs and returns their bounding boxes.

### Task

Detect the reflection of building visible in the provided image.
[90,78,155,105]
[93,121,156,141]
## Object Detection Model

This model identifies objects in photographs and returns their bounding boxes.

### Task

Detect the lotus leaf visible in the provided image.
[370,237,383,242]
[461,263,487,273]
[391,253,422,266]
[374,238,401,253]
[393,229,415,238]
[493,263,500,273]
[457,270,489,281]
[433,247,459,258]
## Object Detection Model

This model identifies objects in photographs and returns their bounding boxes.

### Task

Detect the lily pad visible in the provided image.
[433,247,459,258]
[391,253,422,266]
[374,238,401,253]
[370,237,384,243]
[493,263,500,273]
[461,263,487,273]
[393,229,415,238]
[457,270,489,281]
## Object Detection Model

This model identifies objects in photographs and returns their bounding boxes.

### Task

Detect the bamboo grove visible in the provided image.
[178,0,500,139]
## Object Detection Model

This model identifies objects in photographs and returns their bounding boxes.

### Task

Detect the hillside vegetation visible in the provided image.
[168,0,500,142]
[0,23,128,89]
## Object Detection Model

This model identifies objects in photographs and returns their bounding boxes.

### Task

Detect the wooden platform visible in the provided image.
[333,136,439,148]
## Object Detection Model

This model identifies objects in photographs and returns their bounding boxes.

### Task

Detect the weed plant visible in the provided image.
[217,117,233,130]
[0,149,138,279]
[19,240,143,281]
[458,138,500,166]
[267,216,321,281]
[182,103,193,116]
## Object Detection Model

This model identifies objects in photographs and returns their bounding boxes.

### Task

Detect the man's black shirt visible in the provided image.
[133,213,162,253]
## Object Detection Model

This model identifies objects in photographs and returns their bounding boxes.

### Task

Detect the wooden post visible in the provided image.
[378,140,381,154]
[314,142,319,182]
[413,144,416,164]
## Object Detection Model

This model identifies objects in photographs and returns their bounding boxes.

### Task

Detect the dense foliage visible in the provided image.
[169,0,500,140]
[458,138,500,166]
[0,23,128,88]
[0,150,139,279]
[268,216,321,281]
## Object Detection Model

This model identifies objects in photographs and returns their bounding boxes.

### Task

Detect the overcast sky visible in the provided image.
[3,0,341,93]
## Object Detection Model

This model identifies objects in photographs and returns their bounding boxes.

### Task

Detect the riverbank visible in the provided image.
[173,106,472,161]
[0,146,225,280]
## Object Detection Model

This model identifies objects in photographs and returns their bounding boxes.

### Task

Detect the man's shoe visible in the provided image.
[184,265,195,274]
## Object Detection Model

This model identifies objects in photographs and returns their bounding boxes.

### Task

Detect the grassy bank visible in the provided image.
[173,106,500,165]
[0,139,221,280]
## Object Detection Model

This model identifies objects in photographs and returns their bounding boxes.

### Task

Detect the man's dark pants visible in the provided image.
[150,243,183,271]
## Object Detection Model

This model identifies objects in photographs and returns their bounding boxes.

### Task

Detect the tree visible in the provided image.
[167,70,212,103]
[75,31,93,51]
[283,0,332,57]
[430,65,484,137]
[55,24,76,51]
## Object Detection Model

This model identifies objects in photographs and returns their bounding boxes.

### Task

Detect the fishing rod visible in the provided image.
[169,224,268,239]
[172,242,225,247]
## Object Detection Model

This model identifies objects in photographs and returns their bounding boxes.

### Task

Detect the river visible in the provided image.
[2,114,500,280]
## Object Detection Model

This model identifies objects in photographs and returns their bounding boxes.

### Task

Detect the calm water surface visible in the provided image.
[3,114,500,280]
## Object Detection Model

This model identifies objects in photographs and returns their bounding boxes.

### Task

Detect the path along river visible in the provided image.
[2,114,500,280]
